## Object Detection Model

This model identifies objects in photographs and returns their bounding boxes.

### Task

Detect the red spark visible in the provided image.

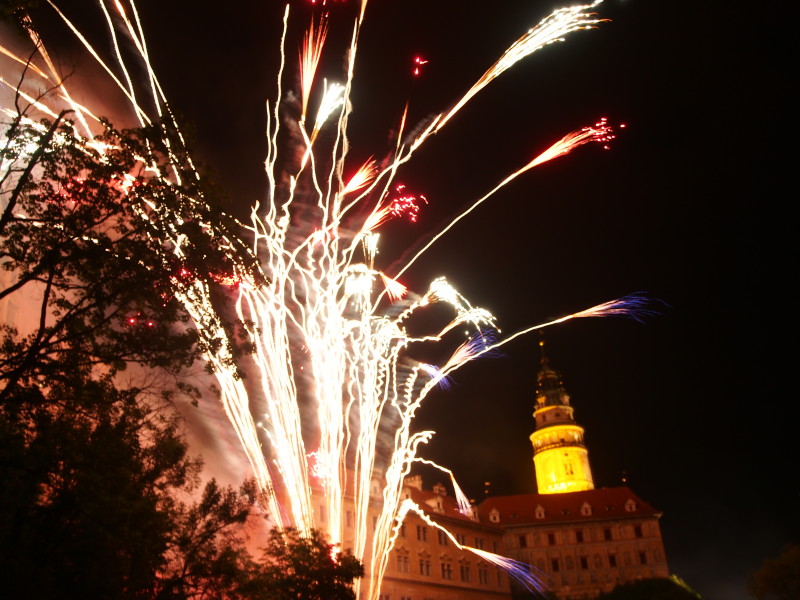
[389,183,427,223]
[412,55,428,77]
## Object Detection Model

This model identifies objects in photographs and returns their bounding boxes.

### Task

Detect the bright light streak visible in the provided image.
[300,18,329,124]
[434,0,606,132]
[0,2,654,600]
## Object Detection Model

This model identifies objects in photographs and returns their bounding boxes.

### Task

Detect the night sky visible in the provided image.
[4,1,792,599]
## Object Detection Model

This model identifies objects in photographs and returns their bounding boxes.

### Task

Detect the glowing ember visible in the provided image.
[389,183,427,223]
[412,55,428,77]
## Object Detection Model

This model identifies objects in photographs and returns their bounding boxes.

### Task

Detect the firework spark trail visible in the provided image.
[393,117,618,282]
[434,0,606,132]
[392,498,548,593]
[0,1,656,599]
[299,17,329,125]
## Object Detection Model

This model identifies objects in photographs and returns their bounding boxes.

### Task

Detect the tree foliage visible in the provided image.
[0,92,263,596]
[1,112,260,401]
[593,576,702,600]
[748,545,800,600]
[243,527,364,600]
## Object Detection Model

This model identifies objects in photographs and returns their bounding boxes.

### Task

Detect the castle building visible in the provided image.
[384,341,670,600]
[478,341,669,598]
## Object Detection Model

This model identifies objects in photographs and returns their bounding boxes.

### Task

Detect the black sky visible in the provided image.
[8,1,793,599]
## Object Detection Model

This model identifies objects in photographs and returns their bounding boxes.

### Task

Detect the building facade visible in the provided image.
[377,475,512,600]
[383,341,669,600]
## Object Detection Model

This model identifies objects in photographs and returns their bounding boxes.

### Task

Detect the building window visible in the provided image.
[576,529,584,543]
[437,530,448,546]
[551,558,560,572]
[603,528,612,541]
[519,535,528,548]
[634,525,643,538]
[416,525,427,542]
[399,523,406,538]
[639,551,648,565]
[565,462,574,475]
[419,558,431,576]
[580,556,589,569]
[396,553,410,573]
[608,553,617,567]
[441,562,453,580]
[460,565,471,582]
[547,533,556,545]
[475,537,484,550]
[478,565,489,584]
[456,533,466,545]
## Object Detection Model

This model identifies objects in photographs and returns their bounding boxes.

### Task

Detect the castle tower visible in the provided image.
[530,339,595,494]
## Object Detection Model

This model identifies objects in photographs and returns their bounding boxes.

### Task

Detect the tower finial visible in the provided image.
[539,333,549,367]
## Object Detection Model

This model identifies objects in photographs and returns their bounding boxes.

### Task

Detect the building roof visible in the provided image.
[478,486,661,527]
[401,476,505,533]
[402,478,477,523]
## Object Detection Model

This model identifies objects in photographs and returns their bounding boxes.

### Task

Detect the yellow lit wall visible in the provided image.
[530,424,594,494]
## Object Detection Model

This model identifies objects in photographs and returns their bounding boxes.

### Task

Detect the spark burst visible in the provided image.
[0,1,646,598]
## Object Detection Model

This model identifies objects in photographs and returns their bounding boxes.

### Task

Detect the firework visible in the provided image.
[0,1,648,598]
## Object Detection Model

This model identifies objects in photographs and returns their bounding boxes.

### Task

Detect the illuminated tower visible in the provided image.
[530,340,595,494]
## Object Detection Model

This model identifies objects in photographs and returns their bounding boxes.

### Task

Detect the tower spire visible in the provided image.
[529,339,594,494]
